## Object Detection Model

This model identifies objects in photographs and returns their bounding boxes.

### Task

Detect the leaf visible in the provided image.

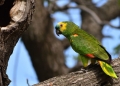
[98,61,118,78]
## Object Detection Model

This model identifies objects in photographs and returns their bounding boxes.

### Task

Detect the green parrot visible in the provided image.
[55,21,118,78]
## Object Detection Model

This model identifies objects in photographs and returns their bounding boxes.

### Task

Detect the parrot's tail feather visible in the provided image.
[99,45,112,62]
[98,61,118,78]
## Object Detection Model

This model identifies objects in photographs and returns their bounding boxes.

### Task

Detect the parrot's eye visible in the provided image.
[60,24,63,27]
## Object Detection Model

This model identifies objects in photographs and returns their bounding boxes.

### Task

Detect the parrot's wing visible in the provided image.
[72,29,110,62]
[82,30,111,61]
[98,61,118,78]
[78,55,90,67]
[80,29,102,45]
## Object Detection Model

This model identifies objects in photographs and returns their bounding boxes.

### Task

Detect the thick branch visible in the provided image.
[33,58,120,86]
[0,0,34,86]
[101,0,120,20]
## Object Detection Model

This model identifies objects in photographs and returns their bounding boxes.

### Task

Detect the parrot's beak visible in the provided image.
[55,25,62,36]
[56,29,62,36]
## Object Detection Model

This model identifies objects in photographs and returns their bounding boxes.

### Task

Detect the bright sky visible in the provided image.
[7,0,120,86]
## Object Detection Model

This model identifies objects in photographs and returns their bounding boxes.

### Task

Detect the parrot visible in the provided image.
[55,21,118,78]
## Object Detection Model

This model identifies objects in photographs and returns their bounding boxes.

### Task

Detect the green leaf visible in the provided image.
[99,61,118,78]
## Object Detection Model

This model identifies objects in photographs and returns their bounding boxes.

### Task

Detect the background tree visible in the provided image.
[23,0,120,81]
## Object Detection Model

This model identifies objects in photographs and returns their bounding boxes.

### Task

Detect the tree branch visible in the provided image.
[76,5,120,29]
[33,58,120,86]
[0,0,35,85]
[50,2,120,29]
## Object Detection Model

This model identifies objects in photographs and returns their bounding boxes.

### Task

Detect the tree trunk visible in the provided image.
[22,0,69,81]
[33,58,120,86]
[0,0,34,86]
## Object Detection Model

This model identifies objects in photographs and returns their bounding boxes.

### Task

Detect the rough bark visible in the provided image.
[22,0,69,81]
[0,0,34,86]
[33,58,120,86]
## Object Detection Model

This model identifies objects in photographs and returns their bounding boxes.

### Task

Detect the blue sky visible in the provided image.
[7,0,120,86]
[7,40,38,86]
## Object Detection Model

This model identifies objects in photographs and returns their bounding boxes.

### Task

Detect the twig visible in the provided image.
[27,79,31,86]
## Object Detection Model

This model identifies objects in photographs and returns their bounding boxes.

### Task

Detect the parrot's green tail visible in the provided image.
[98,61,118,78]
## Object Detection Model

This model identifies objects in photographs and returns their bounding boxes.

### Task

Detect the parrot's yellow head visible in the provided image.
[55,21,79,37]
[55,22,67,36]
